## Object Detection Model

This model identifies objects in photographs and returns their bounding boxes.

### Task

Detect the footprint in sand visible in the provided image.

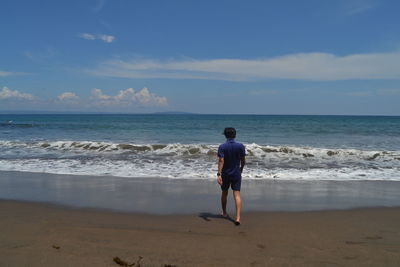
[257,244,265,249]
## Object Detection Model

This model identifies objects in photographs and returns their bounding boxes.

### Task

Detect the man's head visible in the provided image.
[223,127,236,139]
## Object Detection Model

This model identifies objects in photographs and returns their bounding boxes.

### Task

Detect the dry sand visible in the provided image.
[1,200,399,267]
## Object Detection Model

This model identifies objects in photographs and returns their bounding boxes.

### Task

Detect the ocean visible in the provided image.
[1,114,400,181]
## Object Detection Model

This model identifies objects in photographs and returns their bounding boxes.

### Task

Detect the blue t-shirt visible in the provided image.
[218,139,246,179]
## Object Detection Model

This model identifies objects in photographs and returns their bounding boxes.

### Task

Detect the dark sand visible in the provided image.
[1,171,400,266]
[1,171,400,213]
[1,200,400,266]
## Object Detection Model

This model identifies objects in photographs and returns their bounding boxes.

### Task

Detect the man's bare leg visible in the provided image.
[233,190,242,224]
[221,190,228,217]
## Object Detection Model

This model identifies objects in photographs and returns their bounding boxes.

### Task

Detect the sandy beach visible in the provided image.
[1,200,400,267]
[1,171,400,266]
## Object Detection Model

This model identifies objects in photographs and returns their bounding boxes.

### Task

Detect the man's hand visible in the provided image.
[217,175,223,185]
[240,156,246,174]
[217,157,224,185]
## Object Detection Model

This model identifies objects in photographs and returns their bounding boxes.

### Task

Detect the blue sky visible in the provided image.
[1,0,400,114]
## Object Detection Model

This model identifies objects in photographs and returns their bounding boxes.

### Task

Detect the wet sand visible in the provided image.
[1,200,400,266]
[1,171,400,213]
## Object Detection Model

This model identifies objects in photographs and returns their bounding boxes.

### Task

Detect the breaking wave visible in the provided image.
[0,140,399,180]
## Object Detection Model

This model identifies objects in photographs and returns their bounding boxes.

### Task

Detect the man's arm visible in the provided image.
[240,156,246,174]
[217,157,224,185]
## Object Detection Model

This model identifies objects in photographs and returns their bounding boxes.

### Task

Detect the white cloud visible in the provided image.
[79,33,115,43]
[80,33,96,40]
[91,87,167,106]
[0,70,27,77]
[88,51,400,81]
[0,87,34,100]
[98,34,114,43]
[0,87,166,111]
[57,92,80,101]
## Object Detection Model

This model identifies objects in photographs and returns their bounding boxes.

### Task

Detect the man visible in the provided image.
[217,127,246,225]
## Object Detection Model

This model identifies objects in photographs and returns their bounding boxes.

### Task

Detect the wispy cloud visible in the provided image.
[346,88,400,97]
[24,46,57,61]
[91,87,167,106]
[79,33,115,43]
[377,89,400,96]
[80,33,96,40]
[93,0,106,12]
[0,70,27,77]
[344,0,377,15]
[0,87,34,100]
[248,89,279,96]
[346,91,372,97]
[87,51,400,81]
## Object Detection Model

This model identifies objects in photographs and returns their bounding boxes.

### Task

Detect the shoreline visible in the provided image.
[1,200,400,266]
[1,170,400,214]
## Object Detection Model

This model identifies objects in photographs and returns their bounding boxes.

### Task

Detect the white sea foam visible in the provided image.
[1,140,399,181]
[0,158,399,181]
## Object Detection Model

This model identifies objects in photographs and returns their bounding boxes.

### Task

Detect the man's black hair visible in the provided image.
[223,127,236,139]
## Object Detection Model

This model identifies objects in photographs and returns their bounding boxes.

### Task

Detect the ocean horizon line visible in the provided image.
[1,110,400,117]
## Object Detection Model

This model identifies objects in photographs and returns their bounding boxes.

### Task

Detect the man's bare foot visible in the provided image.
[220,212,228,218]
[235,217,241,226]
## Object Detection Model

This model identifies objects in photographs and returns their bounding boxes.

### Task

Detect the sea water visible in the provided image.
[1,114,399,181]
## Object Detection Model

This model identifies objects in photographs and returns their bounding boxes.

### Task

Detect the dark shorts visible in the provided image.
[221,176,241,191]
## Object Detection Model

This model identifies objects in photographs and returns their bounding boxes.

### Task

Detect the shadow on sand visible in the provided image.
[198,212,237,225]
